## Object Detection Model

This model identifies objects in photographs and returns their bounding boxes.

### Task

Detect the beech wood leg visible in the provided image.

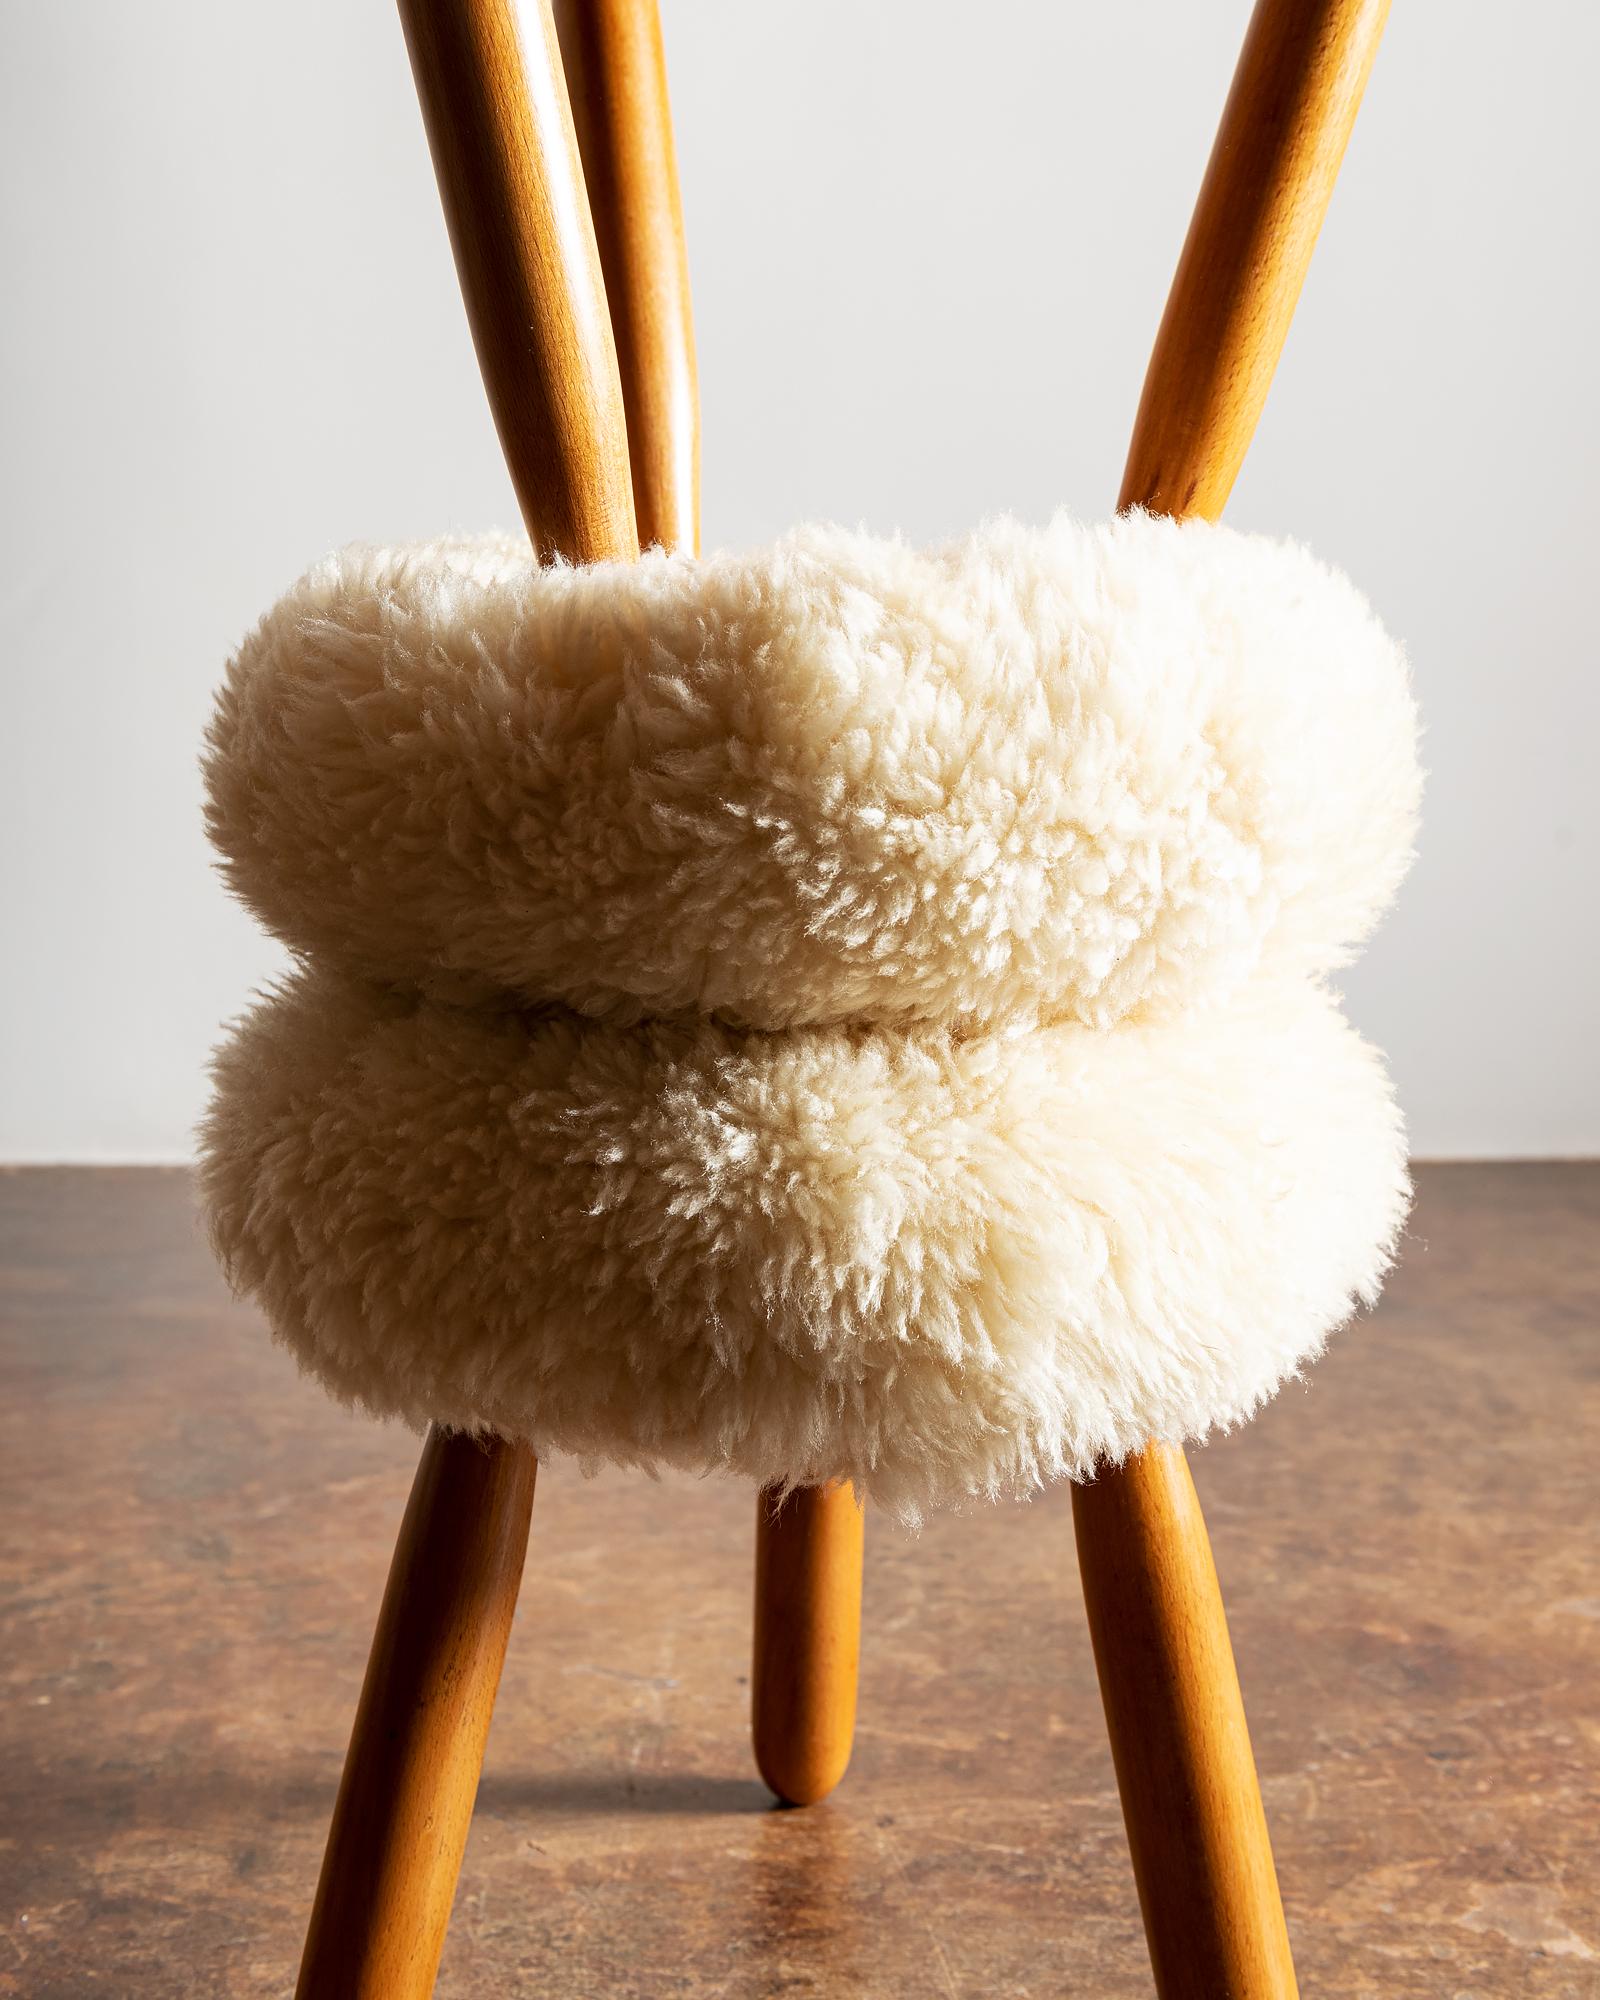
[752,1480,865,1806]
[295,1428,537,2000]
[1072,1443,1297,2000]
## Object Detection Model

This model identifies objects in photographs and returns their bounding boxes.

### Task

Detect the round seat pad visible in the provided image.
[201,970,1407,1521]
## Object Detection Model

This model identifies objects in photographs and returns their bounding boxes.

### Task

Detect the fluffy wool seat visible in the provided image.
[204,515,1417,1029]
[201,516,1418,1516]
[201,967,1407,1520]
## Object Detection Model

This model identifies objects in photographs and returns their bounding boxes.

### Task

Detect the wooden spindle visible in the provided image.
[554,0,699,553]
[1074,1447,1296,1998]
[398,0,638,560]
[752,1481,865,1807]
[1078,5,1390,1995]
[296,1431,536,2000]
[297,4,646,1991]
[1119,0,1389,521]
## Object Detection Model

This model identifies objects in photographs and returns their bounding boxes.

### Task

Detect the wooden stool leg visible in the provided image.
[295,1428,536,2000]
[1072,1444,1298,2000]
[751,1481,864,1806]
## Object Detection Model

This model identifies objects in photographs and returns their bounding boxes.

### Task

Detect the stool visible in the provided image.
[199,4,1406,1995]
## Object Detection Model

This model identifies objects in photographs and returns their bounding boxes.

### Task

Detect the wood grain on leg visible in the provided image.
[554,0,699,554]
[752,1482,864,1807]
[1072,1448,1296,2000]
[296,1429,536,2000]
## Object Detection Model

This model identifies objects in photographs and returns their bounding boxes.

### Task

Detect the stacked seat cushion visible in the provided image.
[200,513,1419,1519]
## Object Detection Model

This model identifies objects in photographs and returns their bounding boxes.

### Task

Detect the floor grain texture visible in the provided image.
[1,1163,1596,1998]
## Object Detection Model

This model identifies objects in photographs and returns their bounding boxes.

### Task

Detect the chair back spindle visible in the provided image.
[398,0,638,562]
[1120,0,1389,518]
[555,0,700,553]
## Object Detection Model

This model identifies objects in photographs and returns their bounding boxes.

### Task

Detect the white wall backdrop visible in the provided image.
[2,1,1596,1160]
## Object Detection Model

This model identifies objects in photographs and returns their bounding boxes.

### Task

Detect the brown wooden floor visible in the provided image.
[1,1165,1597,1998]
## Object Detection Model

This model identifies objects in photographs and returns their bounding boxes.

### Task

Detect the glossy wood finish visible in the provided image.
[1074,1448,1297,1999]
[752,1482,866,1807]
[1079,4,1390,1992]
[295,1429,536,2000]
[554,0,699,553]
[398,0,638,561]
[1119,0,1390,519]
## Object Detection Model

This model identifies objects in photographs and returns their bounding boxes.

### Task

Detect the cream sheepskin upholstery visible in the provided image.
[200,516,1419,1518]
[204,515,1418,1030]
[202,968,1406,1522]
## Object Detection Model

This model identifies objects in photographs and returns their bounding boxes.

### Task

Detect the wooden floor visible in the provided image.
[1,1165,1597,1998]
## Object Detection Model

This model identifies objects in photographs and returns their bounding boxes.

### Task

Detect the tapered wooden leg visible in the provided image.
[751,1481,864,1806]
[1072,1444,1298,2000]
[295,1428,536,2000]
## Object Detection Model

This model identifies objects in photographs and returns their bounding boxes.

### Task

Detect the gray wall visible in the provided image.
[2,1,1595,1159]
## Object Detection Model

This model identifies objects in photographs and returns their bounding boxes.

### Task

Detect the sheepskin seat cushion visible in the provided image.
[200,515,1418,1517]
[204,514,1418,1029]
[201,968,1407,1521]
